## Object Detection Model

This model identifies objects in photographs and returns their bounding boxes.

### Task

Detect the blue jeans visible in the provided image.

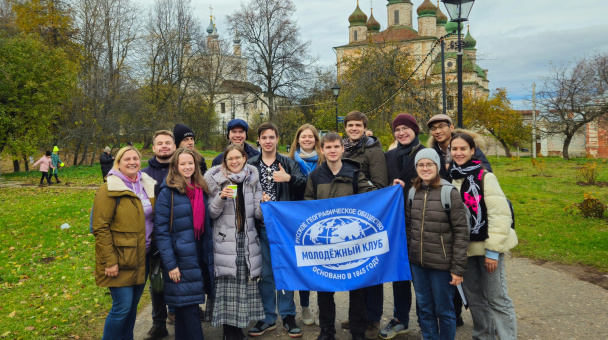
[463,255,517,340]
[259,227,296,324]
[410,263,456,340]
[102,283,146,340]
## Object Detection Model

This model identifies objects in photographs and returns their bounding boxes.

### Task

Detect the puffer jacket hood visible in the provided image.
[204,164,263,278]
[406,180,470,276]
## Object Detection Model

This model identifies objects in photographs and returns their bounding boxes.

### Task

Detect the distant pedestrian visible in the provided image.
[91,146,156,340]
[450,132,518,340]
[154,148,213,339]
[100,147,114,182]
[32,151,54,186]
[406,148,469,340]
[205,145,265,340]
[50,146,63,183]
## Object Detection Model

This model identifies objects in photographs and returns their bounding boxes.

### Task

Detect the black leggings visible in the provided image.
[40,171,51,185]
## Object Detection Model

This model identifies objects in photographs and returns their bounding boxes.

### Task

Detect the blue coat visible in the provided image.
[154,180,214,307]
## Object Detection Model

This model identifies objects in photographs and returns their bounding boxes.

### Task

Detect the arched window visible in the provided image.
[354,30,358,41]
[394,10,400,25]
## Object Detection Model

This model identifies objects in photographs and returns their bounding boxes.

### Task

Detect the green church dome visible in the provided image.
[436,2,448,25]
[366,9,381,32]
[349,2,368,26]
[445,20,464,33]
[417,0,437,17]
[464,28,477,49]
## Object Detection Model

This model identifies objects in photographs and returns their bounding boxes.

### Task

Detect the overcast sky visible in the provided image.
[144,0,608,109]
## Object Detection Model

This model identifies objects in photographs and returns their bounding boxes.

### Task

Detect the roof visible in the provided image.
[220,80,262,94]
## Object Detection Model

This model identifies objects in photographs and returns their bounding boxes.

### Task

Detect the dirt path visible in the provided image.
[132,254,608,339]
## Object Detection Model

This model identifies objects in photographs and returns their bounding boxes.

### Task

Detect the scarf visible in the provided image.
[396,136,420,169]
[225,165,251,184]
[344,136,365,157]
[450,159,489,241]
[294,149,319,176]
[186,183,205,240]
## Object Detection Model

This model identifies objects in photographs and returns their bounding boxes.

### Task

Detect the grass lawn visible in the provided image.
[486,156,608,272]
[0,154,607,338]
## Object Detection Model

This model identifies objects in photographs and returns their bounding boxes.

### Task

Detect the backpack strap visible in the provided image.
[440,184,453,211]
[407,187,415,207]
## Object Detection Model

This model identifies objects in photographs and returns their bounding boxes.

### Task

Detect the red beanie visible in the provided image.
[392,114,420,135]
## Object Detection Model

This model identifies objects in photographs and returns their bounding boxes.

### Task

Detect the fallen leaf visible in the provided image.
[25,326,35,331]
[8,311,15,318]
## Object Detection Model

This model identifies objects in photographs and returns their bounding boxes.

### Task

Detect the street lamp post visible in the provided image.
[442,0,475,129]
[331,83,341,132]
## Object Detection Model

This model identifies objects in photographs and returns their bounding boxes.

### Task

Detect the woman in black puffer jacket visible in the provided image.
[154,148,214,339]
[406,148,469,340]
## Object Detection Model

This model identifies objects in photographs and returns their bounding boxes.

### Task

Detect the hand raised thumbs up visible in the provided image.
[272,163,291,183]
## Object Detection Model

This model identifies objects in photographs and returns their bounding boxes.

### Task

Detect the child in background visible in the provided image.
[33,151,54,186]
[50,146,63,183]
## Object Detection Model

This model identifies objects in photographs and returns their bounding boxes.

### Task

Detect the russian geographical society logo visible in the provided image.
[294,208,389,280]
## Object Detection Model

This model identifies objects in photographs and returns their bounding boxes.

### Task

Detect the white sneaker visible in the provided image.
[301,306,314,326]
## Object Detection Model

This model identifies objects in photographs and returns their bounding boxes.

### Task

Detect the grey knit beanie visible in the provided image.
[414,148,441,169]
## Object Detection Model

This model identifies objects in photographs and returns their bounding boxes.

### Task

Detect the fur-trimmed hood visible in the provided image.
[428,128,487,153]
[106,171,156,199]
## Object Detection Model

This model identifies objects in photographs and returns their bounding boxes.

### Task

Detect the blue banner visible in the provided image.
[261,185,410,292]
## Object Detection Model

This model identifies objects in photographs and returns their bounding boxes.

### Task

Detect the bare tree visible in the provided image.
[538,53,608,159]
[227,0,315,121]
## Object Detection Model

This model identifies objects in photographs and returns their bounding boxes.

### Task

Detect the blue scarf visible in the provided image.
[294,149,318,176]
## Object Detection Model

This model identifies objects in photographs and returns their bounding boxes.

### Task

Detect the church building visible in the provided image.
[334,0,490,104]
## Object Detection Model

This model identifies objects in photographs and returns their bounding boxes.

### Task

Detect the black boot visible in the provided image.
[222,324,232,340]
[231,326,247,340]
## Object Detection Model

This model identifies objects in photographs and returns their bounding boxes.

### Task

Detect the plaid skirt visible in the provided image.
[208,232,264,327]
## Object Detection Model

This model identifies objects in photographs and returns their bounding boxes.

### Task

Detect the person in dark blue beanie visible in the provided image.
[173,124,208,175]
[212,119,260,166]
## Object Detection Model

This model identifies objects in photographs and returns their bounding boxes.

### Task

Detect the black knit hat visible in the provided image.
[173,124,195,146]
[392,114,420,135]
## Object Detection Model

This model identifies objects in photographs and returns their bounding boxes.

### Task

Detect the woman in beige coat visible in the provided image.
[450,132,518,340]
[92,146,156,340]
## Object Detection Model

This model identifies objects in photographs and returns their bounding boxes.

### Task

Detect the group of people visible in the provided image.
[91,112,518,340]
[32,146,63,186]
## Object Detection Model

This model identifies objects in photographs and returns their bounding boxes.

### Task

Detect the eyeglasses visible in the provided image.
[416,163,436,169]
[226,156,243,162]
[430,123,449,131]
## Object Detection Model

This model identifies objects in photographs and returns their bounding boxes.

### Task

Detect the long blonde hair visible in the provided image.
[289,124,324,164]
[166,148,208,194]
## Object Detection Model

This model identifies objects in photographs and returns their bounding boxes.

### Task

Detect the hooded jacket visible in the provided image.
[204,164,263,278]
[141,156,170,198]
[304,159,375,200]
[428,128,492,180]
[153,180,214,307]
[452,172,518,257]
[92,172,156,287]
[406,180,470,276]
[343,136,388,189]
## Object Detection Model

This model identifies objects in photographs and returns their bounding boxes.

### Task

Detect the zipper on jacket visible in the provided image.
[440,235,447,259]
[420,190,428,267]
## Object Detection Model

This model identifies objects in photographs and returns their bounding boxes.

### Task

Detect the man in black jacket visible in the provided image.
[212,118,260,167]
[100,147,114,182]
[247,123,307,338]
[381,113,425,339]
[141,130,176,340]
[426,114,492,180]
